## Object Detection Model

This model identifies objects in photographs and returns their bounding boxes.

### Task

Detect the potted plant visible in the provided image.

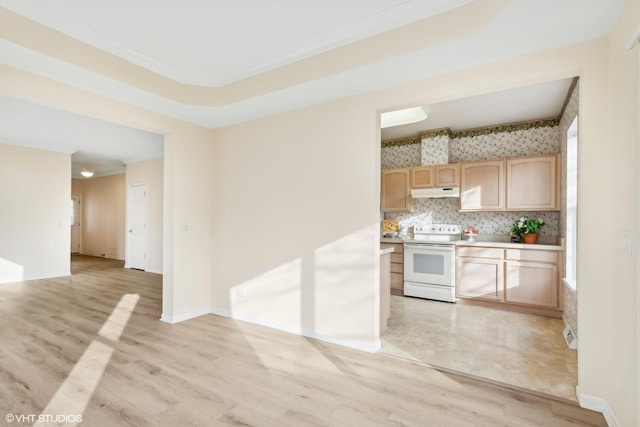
[510,215,545,244]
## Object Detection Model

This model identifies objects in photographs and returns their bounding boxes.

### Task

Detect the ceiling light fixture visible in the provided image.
[80,169,94,178]
[381,106,427,128]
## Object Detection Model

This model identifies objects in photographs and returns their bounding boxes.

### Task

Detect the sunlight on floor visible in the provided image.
[36,293,140,426]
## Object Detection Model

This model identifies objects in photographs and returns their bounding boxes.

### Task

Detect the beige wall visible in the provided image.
[126,158,164,274]
[0,144,70,283]
[602,2,639,425]
[73,174,126,260]
[212,98,380,349]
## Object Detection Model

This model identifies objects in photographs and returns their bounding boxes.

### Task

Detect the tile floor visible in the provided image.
[379,295,578,401]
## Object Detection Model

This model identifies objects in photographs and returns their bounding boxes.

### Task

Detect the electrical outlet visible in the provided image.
[619,231,632,256]
[236,288,246,298]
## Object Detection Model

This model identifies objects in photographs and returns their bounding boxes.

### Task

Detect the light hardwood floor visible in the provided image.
[0,256,605,426]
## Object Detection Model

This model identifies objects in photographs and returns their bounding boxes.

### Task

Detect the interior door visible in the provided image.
[127,184,146,270]
[70,194,81,254]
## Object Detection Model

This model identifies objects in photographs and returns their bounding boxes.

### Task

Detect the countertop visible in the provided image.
[381,235,563,251]
[379,247,395,255]
[456,240,563,251]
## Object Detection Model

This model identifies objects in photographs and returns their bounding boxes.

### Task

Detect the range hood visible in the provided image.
[411,187,460,198]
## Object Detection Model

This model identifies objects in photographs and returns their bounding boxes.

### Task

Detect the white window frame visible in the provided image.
[563,117,578,291]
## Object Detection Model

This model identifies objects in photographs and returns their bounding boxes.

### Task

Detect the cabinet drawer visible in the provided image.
[506,249,559,263]
[390,253,404,264]
[457,247,503,259]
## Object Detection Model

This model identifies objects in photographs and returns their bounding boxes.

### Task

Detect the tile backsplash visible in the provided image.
[382,120,561,236]
[385,198,559,236]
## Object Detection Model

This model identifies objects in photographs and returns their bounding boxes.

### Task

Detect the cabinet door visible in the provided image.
[410,166,435,188]
[505,261,558,308]
[435,163,460,187]
[381,169,413,212]
[506,155,558,210]
[456,257,503,301]
[460,160,506,211]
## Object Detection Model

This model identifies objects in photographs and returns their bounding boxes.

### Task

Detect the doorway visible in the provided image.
[71,193,82,254]
[126,184,147,270]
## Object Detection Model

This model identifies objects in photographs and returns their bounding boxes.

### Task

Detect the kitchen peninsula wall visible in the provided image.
[382,119,561,236]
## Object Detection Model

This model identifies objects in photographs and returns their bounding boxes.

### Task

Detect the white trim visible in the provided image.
[159,307,210,324]
[144,269,163,275]
[577,388,620,427]
[209,306,381,353]
[161,305,380,353]
[562,277,577,292]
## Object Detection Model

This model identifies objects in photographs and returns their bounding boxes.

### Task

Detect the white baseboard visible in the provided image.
[209,306,380,353]
[160,306,210,324]
[577,387,620,427]
[162,305,379,353]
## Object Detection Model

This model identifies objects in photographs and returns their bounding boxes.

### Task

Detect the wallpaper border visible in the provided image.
[382,117,560,145]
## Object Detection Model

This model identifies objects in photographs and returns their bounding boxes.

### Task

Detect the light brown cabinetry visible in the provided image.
[380,242,403,295]
[504,249,559,308]
[456,245,562,316]
[460,160,506,211]
[506,155,559,211]
[410,166,435,188]
[410,163,460,188]
[461,154,559,212]
[435,163,460,187]
[456,247,503,301]
[381,169,413,213]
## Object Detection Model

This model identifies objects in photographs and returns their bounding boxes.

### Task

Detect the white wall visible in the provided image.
[126,158,164,274]
[0,144,70,283]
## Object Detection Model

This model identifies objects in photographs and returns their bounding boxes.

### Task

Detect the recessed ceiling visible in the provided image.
[381,78,575,140]
[0,0,472,86]
[0,0,624,171]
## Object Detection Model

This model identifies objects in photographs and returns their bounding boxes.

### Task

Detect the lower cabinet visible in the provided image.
[504,249,559,308]
[381,242,404,295]
[456,254,503,301]
[456,245,561,314]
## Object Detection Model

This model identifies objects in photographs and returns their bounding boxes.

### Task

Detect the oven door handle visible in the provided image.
[404,244,455,251]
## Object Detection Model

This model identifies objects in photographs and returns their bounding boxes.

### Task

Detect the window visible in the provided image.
[564,117,578,290]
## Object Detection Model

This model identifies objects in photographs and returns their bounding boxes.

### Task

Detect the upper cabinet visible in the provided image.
[460,154,559,212]
[381,168,413,213]
[435,163,460,187]
[410,166,435,188]
[506,155,559,211]
[410,163,460,188]
[460,160,506,211]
